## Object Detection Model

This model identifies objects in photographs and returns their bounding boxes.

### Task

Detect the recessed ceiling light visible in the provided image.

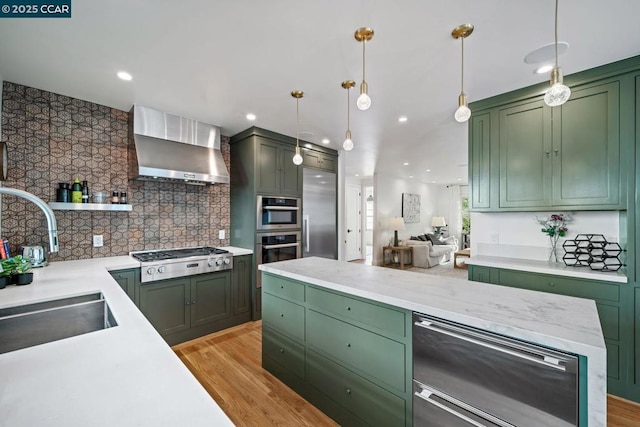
[409,175,413,178]
[432,181,436,183]
[322,138,330,144]
[457,178,462,181]
[355,174,359,177]
[246,113,256,121]
[398,116,408,123]
[117,71,132,81]
[315,175,323,178]
[304,143,312,149]
[403,162,409,166]
[320,181,327,184]
[524,42,569,64]
[426,169,431,172]
[534,64,554,74]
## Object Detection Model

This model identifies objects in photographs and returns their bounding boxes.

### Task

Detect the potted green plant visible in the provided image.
[8,255,33,285]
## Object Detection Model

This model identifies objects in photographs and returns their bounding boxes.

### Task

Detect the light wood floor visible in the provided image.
[174,321,640,427]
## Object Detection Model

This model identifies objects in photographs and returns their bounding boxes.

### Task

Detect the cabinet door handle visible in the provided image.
[554,148,559,156]
[280,313,284,317]
[186,301,190,305]
[549,282,555,287]
[192,300,196,304]
[346,306,351,311]
[279,348,285,354]
[345,388,351,395]
[346,343,351,347]
[545,150,550,158]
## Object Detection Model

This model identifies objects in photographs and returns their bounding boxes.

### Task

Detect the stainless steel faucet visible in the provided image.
[0,187,59,253]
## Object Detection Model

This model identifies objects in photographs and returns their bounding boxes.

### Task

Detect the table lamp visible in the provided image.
[431,216,447,237]
[388,216,405,247]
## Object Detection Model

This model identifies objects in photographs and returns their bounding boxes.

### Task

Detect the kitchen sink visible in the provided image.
[0,292,118,355]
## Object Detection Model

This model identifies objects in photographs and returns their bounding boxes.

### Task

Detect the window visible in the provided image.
[461,196,470,233]
[365,186,374,231]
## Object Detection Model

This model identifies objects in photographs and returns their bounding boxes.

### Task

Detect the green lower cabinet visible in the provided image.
[139,277,191,336]
[306,309,406,394]
[261,273,412,426]
[231,255,252,316]
[138,271,234,345]
[307,349,406,427]
[109,268,138,302]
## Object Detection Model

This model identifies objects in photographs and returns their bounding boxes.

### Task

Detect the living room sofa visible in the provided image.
[406,234,458,268]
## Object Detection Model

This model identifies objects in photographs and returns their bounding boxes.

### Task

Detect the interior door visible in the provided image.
[345,184,361,261]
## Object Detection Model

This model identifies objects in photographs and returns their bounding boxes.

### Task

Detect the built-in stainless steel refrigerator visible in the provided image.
[302,168,337,259]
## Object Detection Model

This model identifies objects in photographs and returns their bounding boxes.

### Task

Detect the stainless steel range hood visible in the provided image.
[130,105,230,185]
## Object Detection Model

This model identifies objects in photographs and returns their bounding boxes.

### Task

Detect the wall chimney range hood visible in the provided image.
[130,105,230,185]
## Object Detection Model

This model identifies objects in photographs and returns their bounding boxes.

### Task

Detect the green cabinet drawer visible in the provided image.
[262,292,305,341]
[307,350,405,427]
[263,327,305,380]
[307,286,406,339]
[307,310,406,393]
[262,274,305,302]
[498,270,619,302]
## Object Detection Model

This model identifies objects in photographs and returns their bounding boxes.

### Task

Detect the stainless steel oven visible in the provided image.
[256,196,301,230]
[256,231,301,288]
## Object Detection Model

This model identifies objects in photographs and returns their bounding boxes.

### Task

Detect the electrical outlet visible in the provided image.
[218,230,225,239]
[93,235,103,248]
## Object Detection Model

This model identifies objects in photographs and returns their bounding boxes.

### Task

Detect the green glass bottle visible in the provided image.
[71,178,82,203]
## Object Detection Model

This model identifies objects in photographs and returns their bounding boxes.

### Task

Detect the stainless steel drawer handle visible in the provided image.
[263,206,300,211]
[414,388,489,427]
[414,321,567,372]
[346,343,351,347]
[264,243,300,250]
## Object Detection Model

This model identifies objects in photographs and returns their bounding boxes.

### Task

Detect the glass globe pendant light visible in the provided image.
[544,0,571,107]
[354,27,374,111]
[291,90,304,165]
[341,80,355,151]
[452,24,474,123]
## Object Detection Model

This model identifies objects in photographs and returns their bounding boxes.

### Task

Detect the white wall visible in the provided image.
[471,211,621,261]
[372,172,439,265]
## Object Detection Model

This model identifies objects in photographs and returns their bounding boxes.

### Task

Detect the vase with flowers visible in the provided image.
[536,213,571,262]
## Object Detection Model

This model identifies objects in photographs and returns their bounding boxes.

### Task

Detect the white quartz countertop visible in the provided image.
[260,257,607,426]
[220,246,253,256]
[0,256,233,427]
[466,255,627,283]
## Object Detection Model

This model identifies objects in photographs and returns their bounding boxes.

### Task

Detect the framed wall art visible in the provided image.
[402,193,420,223]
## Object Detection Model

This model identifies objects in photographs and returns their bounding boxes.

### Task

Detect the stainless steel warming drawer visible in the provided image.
[413,312,579,427]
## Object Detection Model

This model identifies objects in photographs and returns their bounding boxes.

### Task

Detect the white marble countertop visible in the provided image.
[466,255,627,283]
[0,256,233,427]
[260,257,607,427]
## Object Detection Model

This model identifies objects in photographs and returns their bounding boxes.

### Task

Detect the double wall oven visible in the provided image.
[255,195,302,288]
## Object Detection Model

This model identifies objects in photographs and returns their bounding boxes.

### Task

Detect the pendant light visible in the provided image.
[452,24,474,123]
[354,27,374,111]
[544,0,571,106]
[291,90,304,165]
[342,80,355,151]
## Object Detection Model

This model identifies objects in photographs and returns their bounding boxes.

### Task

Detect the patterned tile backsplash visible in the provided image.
[1,82,231,261]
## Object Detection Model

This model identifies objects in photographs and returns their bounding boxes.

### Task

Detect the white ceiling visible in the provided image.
[0,0,638,185]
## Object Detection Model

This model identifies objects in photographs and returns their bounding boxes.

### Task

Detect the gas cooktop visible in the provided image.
[130,246,233,282]
[131,246,229,263]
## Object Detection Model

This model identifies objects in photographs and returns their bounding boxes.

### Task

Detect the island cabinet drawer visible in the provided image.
[306,286,406,339]
[306,310,406,393]
[263,327,305,380]
[262,293,305,341]
[262,274,305,303]
[307,349,405,427]
[498,270,620,302]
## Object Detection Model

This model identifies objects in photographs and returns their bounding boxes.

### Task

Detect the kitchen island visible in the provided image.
[0,255,238,427]
[259,257,606,427]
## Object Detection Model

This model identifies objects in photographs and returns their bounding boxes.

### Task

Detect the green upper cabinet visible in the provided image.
[303,150,338,173]
[499,99,553,208]
[552,80,621,207]
[469,112,492,210]
[256,137,302,197]
[469,74,625,211]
